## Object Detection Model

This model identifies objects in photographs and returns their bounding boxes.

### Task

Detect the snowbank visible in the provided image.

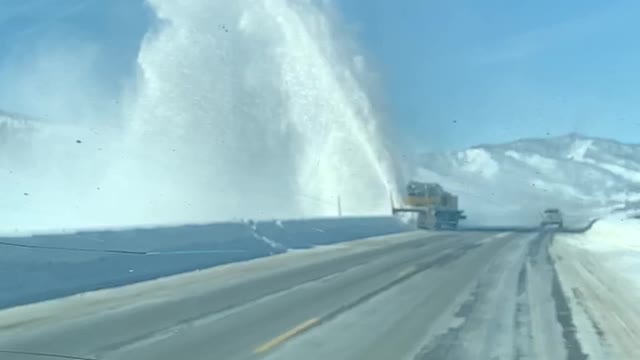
[552,216,640,359]
[558,216,640,287]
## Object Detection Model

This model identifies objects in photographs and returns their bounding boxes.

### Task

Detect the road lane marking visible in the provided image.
[254,318,320,354]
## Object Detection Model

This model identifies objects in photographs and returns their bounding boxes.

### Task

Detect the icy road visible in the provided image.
[0,230,609,360]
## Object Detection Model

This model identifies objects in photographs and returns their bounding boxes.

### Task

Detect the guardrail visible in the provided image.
[442,219,599,234]
[555,219,599,234]
[455,226,540,233]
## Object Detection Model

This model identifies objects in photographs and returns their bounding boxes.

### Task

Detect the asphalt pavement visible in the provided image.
[0,229,583,360]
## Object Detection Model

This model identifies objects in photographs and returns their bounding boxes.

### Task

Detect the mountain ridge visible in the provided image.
[415,134,640,225]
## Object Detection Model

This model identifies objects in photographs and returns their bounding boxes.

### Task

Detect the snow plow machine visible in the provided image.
[392,181,466,230]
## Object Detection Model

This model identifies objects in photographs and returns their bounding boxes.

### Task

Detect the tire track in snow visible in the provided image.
[412,232,588,360]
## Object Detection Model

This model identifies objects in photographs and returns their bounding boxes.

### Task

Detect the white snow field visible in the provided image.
[552,216,640,359]
[416,134,640,226]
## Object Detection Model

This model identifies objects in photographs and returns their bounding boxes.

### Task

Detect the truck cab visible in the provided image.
[393,181,466,230]
[541,208,563,228]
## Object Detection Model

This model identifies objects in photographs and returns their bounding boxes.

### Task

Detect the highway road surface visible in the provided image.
[0,229,585,360]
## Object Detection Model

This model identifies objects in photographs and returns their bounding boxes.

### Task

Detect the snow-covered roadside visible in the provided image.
[551,217,640,359]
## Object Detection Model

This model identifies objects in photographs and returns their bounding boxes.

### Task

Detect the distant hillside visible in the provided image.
[415,134,640,225]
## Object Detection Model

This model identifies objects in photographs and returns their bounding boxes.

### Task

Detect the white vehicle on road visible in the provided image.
[541,208,563,227]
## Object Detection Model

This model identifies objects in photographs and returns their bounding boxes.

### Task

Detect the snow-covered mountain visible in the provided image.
[415,134,640,226]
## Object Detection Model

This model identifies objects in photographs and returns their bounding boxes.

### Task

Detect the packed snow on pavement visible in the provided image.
[552,216,640,359]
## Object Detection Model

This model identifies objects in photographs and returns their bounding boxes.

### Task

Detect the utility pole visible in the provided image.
[337,195,342,217]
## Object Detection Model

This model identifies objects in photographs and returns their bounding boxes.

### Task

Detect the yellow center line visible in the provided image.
[253,317,320,354]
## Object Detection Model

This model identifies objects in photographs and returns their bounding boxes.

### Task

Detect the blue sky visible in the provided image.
[338,0,640,150]
[0,0,150,87]
[1,1,639,150]
[0,0,151,124]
